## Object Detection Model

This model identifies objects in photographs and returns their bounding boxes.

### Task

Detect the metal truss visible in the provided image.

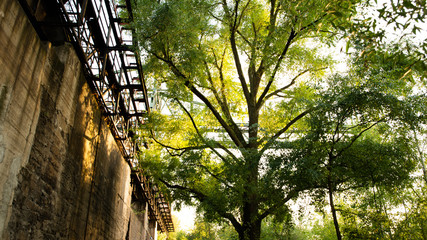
[131,171,174,233]
[55,0,149,161]
[17,0,174,233]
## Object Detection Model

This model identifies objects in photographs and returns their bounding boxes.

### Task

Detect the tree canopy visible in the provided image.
[131,0,426,239]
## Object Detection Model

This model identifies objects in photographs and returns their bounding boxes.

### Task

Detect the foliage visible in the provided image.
[342,0,427,81]
[185,218,218,240]
[393,186,427,240]
[178,215,306,240]
[130,0,426,239]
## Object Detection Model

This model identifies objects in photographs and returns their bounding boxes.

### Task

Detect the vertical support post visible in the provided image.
[130,199,150,240]
[148,219,157,240]
[79,0,89,26]
[142,202,149,240]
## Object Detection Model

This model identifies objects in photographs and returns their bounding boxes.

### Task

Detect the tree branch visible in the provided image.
[203,58,235,127]
[218,49,229,110]
[249,21,261,97]
[150,131,208,157]
[225,0,251,103]
[335,120,385,158]
[256,29,297,110]
[212,48,236,127]
[236,29,252,46]
[195,163,237,191]
[255,0,281,80]
[235,0,251,30]
[299,13,328,32]
[159,178,243,233]
[150,51,187,80]
[185,81,247,147]
[150,49,247,147]
[332,107,352,144]
[258,188,299,221]
[261,67,327,107]
[160,178,206,200]
[175,98,240,162]
[256,13,328,110]
[230,32,250,103]
[261,108,313,154]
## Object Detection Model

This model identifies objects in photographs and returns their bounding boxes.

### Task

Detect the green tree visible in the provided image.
[185,217,217,240]
[394,186,427,240]
[183,214,296,240]
[300,48,424,239]
[131,1,426,239]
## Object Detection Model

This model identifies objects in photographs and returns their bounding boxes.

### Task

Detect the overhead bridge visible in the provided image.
[16,0,174,234]
[19,0,149,159]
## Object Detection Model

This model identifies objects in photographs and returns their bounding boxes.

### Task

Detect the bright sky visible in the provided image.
[173,205,197,232]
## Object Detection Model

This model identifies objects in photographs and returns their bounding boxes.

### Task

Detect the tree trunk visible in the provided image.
[328,179,342,240]
[238,219,262,240]
[239,151,261,240]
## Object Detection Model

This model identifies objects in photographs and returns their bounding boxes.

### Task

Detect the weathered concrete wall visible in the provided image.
[0,0,48,235]
[129,206,148,240]
[0,0,138,239]
[129,201,153,240]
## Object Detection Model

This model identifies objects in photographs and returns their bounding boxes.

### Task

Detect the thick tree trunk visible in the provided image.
[239,148,261,240]
[237,69,263,240]
[238,219,262,240]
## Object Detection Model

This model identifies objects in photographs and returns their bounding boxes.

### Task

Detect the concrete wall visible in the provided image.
[0,0,143,239]
[129,202,152,240]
